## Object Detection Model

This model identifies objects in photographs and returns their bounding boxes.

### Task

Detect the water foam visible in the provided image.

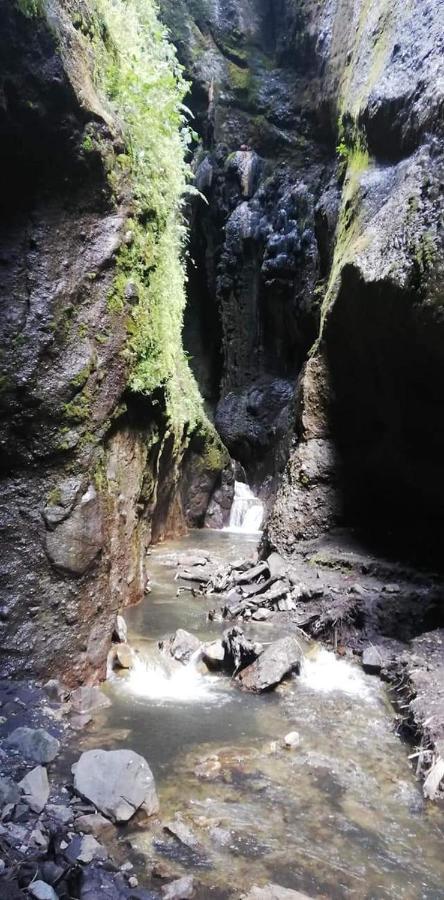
[122,651,228,704]
[299,647,373,700]
[225,481,264,533]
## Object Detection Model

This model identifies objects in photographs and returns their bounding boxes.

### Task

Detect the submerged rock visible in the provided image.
[74,813,115,838]
[6,727,60,764]
[237,636,303,692]
[241,885,315,899]
[70,686,112,715]
[72,748,159,822]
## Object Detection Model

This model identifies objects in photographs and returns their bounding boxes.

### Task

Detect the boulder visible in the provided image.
[159,629,202,665]
[6,727,60,763]
[45,804,73,826]
[29,882,58,900]
[237,636,303,692]
[202,640,225,668]
[70,686,112,715]
[164,815,201,851]
[72,749,159,822]
[162,875,195,900]
[19,766,50,813]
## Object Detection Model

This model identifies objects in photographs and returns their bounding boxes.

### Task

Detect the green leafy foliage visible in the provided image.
[82,0,213,436]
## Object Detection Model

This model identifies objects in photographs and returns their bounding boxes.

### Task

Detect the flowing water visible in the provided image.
[66,531,444,899]
[226,481,264,533]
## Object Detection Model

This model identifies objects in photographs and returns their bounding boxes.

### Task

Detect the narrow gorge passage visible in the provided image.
[60,531,444,899]
[0,0,443,898]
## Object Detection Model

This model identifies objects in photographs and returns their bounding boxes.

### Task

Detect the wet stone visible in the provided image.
[70,686,112,715]
[29,881,59,900]
[72,748,159,823]
[162,875,195,899]
[6,727,60,764]
[19,766,50,813]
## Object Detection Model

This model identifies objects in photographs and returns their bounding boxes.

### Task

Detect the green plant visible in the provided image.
[16,0,43,17]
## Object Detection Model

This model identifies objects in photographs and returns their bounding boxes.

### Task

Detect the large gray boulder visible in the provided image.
[72,749,159,822]
[237,636,303,692]
[6,727,60,763]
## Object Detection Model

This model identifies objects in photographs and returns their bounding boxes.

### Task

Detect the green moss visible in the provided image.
[413,231,438,275]
[15,0,43,17]
[46,487,62,506]
[227,61,256,102]
[319,146,371,330]
[63,389,92,423]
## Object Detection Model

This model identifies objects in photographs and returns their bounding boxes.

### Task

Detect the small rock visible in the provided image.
[0,859,5,875]
[44,679,68,702]
[350,583,366,596]
[30,826,49,849]
[383,583,400,594]
[19,766,50,814]
[194,755,222,781]
[74,813,114,838]
[65,834,108,864]
[113,644,134,669]
[72,748,158,822]
[283,731,300,749]
[252,609,273,622]
[128,876,139,888]
[70,686,112,715]
[6,727,60,763]
[114,614,128,643]
[202,641,225,668]
[120,861,134,873]
[29,881,58,900]
[164,815,201,851]
[362,645,385,675]
[46,804,73,826]
[162,875,195,900]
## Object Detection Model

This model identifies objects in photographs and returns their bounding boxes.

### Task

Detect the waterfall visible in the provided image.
[226,481,264,533]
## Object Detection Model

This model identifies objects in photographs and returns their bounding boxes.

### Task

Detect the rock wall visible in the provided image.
[266,0,444,559]
[161,0,443,556]
[0,0,227,683]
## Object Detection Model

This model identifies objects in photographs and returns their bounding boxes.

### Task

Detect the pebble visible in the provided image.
[283,731,300,749]
[29,882,58,900]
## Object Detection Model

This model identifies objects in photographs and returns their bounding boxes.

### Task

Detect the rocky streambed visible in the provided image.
[1,530,444,900]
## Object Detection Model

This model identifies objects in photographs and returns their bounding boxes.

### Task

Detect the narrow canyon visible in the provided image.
[0,0,443,898]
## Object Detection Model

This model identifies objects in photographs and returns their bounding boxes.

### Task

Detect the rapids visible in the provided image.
[64,531,444,899]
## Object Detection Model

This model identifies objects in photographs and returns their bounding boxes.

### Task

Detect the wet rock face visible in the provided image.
[0,4,222,684]
[161,0,330,489]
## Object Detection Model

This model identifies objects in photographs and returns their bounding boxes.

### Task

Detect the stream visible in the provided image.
[64,530,444,899]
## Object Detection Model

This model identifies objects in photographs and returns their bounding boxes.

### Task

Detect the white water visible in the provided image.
[122,649,228,704]
[299,646,374,700]
[226,481,264,533]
